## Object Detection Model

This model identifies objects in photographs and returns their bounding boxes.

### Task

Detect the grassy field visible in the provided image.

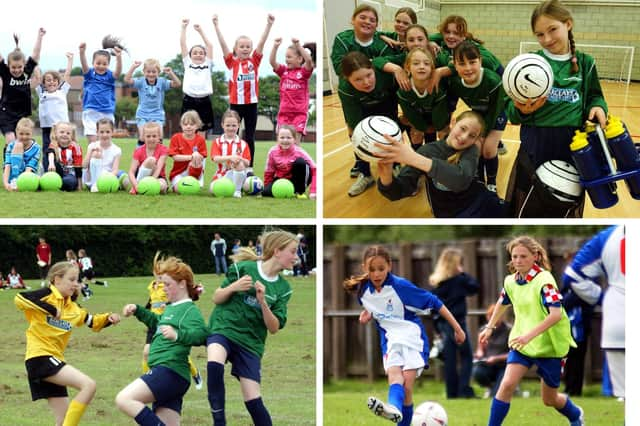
[324,379,625,425]
[0,136,317,218]
[0,274,316,425]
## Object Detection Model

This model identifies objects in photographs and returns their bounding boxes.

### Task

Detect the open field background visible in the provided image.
[0,274,316,425]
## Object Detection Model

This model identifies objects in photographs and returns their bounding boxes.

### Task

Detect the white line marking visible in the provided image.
[324,127,347,138]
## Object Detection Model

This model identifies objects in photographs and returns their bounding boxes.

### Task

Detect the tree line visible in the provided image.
[0,225,315,279]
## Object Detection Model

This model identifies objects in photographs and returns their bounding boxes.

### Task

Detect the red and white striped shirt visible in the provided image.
[224,51,262,105]
[210,134,251,179]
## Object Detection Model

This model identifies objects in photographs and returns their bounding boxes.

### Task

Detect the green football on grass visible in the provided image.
[16,172,39,192]
[212,177,235,197]
[136,176,161,195]
[96,173,120,193]
[177,176,201,195]
[39,172,62,191]
[272,178,295,198]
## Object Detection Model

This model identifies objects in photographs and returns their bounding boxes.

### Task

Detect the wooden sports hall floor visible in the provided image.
[323,82,640,218]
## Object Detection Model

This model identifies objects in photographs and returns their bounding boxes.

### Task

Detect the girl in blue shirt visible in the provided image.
[344,245,465,425]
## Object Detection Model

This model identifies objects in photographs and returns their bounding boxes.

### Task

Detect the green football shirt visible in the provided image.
[208,261,292,358]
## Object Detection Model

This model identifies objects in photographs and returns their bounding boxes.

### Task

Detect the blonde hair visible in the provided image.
[181,110,203,129]
[16,117,35,132]
[52,122,77,146]
[404,47,435,76]
[231,229,298,263]
[233,36,253,56]
[153,251,200,301]
[506,236,551,273]
[142,121,162,137]
[47,261,80,286]
[429,247,463,287]
[143,58,161,73]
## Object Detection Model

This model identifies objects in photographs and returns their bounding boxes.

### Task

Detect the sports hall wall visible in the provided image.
[323,0,640,93]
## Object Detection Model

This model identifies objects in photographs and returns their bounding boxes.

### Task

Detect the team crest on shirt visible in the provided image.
[248,63,254,72]
[386,299,393,312]
[296,71,302,79]
[244,295,260,309]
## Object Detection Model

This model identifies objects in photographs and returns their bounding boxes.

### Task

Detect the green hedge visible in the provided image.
[0,225,315,279]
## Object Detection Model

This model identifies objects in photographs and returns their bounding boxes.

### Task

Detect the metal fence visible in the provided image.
[323,238,604,384]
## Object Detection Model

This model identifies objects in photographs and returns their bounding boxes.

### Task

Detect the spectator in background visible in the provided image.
[429,247,479,398]
[560,249,594,397]
[8,266,27,289]
[210,233,228,275]
[473,304,510,398]
[563,225,625,400]
[231,239,242,255]
[0,271,5,289]
[255,237,263,257]
[247,240,257,254]
[36,237,52,288]
[294,232,309,277]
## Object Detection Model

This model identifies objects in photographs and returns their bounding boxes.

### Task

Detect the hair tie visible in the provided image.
[571,56,577,65]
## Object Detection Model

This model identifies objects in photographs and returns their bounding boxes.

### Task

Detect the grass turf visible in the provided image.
[1,274,316,425]
[324,378,625,425]
[0,136,317,218]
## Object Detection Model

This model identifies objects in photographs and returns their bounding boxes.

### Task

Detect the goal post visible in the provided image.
[519,41,634,85]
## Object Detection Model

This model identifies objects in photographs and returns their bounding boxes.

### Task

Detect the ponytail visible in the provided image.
[568,30,579,74]
[230,247,260,263]
[8,33,25,63]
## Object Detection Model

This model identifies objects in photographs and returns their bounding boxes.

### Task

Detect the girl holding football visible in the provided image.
[506,0,607,217]
[376,110,506,217]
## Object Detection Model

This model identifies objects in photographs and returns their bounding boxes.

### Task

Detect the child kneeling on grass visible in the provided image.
[168,110,207,192]
[3,118,40,191]
[262,125,316,199]
[128,122,169,195]
[45,122,83,191]
[210,110,251,198]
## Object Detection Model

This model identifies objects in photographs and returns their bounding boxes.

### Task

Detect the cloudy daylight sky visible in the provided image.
[1,0,319,78]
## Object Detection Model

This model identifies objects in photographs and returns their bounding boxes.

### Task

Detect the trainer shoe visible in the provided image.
[103,281,108,288]
[350,166,360,178]
[498,141,508,155]
[193,370,203,390]
[348,174,375,197]
[367,396,402,423]
[487,184,497,193]
[233,190,242,198]
[296,193,308,199]
[569,406,584,426]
